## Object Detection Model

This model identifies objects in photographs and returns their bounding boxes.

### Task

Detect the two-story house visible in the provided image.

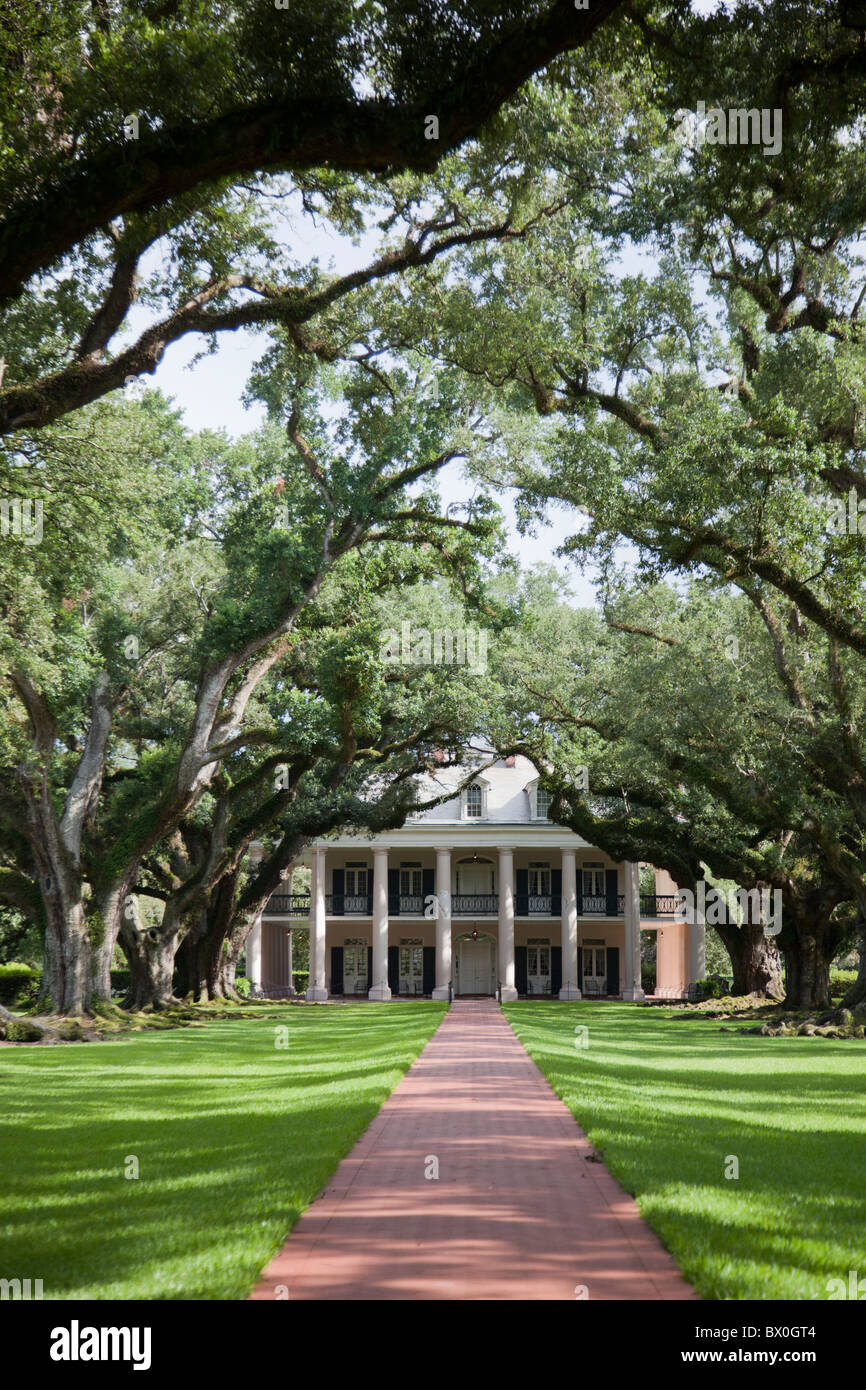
[246,754,705,1001]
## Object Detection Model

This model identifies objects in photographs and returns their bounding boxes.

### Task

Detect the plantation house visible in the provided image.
[246,755,705,1001]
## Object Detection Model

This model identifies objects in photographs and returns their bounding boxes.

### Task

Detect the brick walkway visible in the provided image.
[250,1000,698,1300]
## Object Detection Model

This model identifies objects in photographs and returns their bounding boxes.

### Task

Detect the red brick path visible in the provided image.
[249,1000,698,1300]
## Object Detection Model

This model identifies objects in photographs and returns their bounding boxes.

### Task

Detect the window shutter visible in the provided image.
[578,946,583,989]
[551,868,562,916]
[387,945,400,995]
[515,945,528,996]
[330,946,344,995]
[387,867,400,915]
[551,946,562,996]
[515,867,528,915]
[422,946,435,996]
[605,868,618,917]
[606,946,620,997]
[332,868,344,916]
[422,868,434,904]
[367,945,374,990]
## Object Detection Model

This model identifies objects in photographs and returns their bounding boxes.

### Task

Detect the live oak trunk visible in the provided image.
[120,914,180,1010]
[783,934,833,1011]
[841,913,866,1009]
[713,919,784,998]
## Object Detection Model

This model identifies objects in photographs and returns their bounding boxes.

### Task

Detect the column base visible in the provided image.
[499,985,518,1002]
[431,986,451,1001]
[559,987,582,1001]
[622,988,645,1001]
[368,984,392,1002]
[305,986,328,1002]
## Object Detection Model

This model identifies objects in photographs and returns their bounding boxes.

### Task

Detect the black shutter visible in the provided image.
[551,868,562,916]
[366,944,374,990]
[516,867,528,916]
[578,944,583,989]
[551,947,562,996]
[515,945,528,996]
[606,946,619,997]
[422,868,434,914]
[605,868,618,917]
[332,868,344,915]
[330,946,344,996]
[422,946,435,996]
[388,867,400,915]
[387,945,400,995]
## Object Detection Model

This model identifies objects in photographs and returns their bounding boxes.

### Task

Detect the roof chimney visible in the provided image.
[504,755,515,767]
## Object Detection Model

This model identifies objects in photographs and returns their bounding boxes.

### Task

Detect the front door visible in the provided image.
[582,945,607,994]
[343,940,369,995]
[456,937,495,994]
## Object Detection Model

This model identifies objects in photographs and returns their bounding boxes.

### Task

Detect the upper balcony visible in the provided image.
[263,891,681,919]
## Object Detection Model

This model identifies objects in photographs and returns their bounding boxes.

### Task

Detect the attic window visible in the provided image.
[465,784,483,818]
[535,786,551,820]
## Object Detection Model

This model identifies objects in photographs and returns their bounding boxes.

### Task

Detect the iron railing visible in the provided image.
[263,889,681,920]
[639,894,680,918]
[264,893,310,917]
[451,893,498,914]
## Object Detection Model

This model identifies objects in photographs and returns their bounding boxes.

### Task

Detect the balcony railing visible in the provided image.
[393,894,424,915]
[263,888,681,920]
[639,894,680,918]
[452,894,498,915]
[264,893,311,917]
[326,894,373,915]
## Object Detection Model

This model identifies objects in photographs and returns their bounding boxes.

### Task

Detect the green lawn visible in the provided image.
[0,1003,445,1300]
[502,1001,866,1301]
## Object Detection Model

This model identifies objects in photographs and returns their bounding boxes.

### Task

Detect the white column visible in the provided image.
[432,847,452,1000]
[306,847,328,1001]
[286,867,295,996]
[498,846,518,1002]
[689,888,706,987]
[560,848,581,1000]
[622,860,645,1001]
[369,846,392,1000]
[287,929,295,996]
[247,913,263,993]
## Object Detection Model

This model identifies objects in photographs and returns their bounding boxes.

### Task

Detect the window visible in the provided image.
[465,784,483,818]
[344,862,369,913]
[528,862,551,896]
[399,937,424,993]
[400,863,422,896]
[343,938,369,992]
[535,786,551,820]
[527,938,551,986]
[583,862,605,900]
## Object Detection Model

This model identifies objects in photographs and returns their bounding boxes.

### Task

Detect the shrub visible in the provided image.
[234,975,251,998]
[292,971,309,992]
[641,963,657,993]
[0,963,41,1007]
[5,1018,44,1042]
[697,977,726,1000]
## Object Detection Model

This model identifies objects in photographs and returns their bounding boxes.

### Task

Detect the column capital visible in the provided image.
[495,844,516,854]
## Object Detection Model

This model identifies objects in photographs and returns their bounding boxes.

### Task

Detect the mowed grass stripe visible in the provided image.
[0,1003,446,1300]
[502,1001,866,1301]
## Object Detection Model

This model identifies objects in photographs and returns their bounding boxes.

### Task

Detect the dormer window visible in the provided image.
[464,784,483,818]
[528,779,551,820]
